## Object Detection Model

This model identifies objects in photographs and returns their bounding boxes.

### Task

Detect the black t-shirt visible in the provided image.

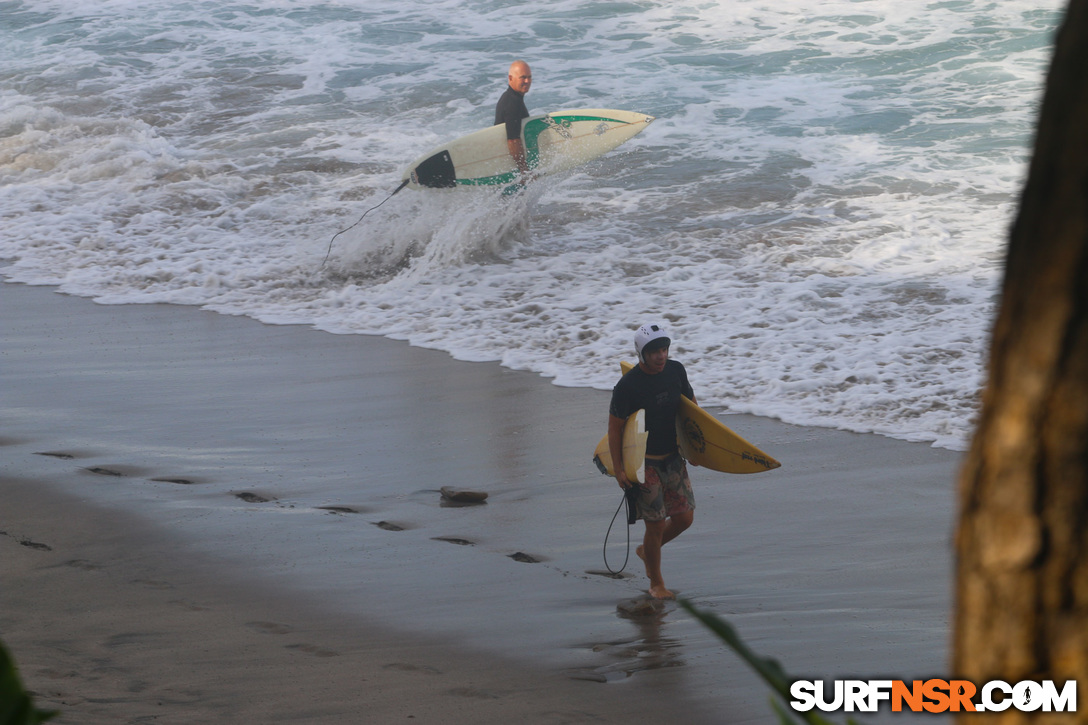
[495,85,529,140]
[609,360,694,456]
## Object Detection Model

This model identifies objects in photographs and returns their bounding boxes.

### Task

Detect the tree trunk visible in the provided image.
[954,0,1088,721]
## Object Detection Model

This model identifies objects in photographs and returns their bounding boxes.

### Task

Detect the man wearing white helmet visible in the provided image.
[607,322,696,600]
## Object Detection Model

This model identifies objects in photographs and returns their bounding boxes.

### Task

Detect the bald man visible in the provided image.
[494,60,533,175]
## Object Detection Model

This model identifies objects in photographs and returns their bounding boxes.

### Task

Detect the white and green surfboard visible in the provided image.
[402,108,654,193]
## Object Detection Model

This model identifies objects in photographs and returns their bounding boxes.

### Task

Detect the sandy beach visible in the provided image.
[1,279,964,723]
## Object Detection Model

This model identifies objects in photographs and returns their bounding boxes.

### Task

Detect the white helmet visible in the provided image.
[634,322,671,363]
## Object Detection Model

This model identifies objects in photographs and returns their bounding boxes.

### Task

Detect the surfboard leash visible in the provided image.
[321,178,410,267]
[603,487,638,575]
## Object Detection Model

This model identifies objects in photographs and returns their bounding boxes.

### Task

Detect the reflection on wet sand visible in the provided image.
[568,596,685,683]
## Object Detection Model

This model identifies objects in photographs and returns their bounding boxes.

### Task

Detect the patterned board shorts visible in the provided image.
[635,455,695,522]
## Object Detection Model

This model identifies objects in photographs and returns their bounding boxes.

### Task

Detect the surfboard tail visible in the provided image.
[409,150,457,189]
[591,409,647,483]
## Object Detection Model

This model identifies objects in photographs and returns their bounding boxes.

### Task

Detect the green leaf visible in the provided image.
[679,598,860,725]
[1,640,58,725]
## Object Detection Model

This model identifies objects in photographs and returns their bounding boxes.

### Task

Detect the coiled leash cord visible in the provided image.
[603,486,639,575]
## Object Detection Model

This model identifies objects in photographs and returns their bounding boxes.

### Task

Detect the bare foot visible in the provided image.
[648,584,675,600]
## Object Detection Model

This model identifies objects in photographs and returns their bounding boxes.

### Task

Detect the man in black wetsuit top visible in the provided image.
[608,322,697,600]
[495,60,532,177]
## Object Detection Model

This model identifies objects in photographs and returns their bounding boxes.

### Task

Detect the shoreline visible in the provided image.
[1,279,963,723]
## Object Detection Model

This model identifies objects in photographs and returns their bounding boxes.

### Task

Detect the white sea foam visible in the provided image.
[0,0,1065,450]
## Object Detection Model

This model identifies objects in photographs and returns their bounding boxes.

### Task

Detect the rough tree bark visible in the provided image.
[954,0,1088,721]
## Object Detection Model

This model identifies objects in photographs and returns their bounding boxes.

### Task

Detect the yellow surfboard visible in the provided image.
[592,409,648,483]
[618,361,781,474]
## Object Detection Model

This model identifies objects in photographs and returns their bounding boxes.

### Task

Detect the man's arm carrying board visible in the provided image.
[618,361,781,474]
[592,409,648,484]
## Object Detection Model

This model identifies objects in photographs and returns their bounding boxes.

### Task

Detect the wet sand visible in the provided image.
[1,280,963,723]
[1,475,715,724]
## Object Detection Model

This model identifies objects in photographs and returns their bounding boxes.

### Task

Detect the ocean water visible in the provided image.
[0,0,1064,450]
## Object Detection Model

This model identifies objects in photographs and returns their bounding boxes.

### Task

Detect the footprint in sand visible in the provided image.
[382,662,441,675]
[286,643,339,658]
[446,687,499,700]
[585,569,632,580]
[372,521,406,531]
[171,599,210,612]
[80,463,152,478]
[431,536,475,546]
[316,505,362,515]
[534,710,606,723]
[149,477,200,485]
[66,559,102,571]
[104,632,148,648]
[83,466,125,477]
[19,539,52,551]
[508,552,541,563]
[234,492,275,503]
[34,451,77,460]
[246,621,293,635]
[131,578,174,590]
[36,667,80,681]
